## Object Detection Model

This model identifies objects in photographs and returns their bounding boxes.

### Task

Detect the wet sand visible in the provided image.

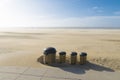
[0,29,120,71]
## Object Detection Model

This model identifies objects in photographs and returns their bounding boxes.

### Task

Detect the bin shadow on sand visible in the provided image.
[37,55,114,74]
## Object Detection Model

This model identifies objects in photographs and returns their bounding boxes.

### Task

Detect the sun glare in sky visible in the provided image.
[0,0,120,28]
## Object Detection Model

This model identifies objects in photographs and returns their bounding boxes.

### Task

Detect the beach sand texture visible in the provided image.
[0,29,120,71]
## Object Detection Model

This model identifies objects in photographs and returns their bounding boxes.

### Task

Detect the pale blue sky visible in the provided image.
[0,0,120,27]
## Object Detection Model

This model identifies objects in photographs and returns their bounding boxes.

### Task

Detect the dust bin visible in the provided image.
[43,47,56,64]
[59,51,66,63]
[70,52,77,65]
[80,52,87,65]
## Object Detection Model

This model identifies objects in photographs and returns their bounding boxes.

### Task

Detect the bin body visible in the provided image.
[80,52,87,65]
[59,51,66,63]
[43,47,56,64]
[44,54,49,64]
[80,55,84,64]
[70,52,77,65]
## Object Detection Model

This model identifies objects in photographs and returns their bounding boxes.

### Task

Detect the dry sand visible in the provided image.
[0,29,120,71]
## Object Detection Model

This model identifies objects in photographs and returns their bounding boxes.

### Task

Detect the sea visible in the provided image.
[0,27,120,32]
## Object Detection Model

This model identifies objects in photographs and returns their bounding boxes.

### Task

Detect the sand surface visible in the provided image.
[0,29,120,71]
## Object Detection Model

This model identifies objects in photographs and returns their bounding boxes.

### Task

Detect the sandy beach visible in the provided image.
[0,29,120,71]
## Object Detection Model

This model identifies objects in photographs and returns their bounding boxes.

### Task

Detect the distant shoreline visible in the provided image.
[0,27,120,30]
[24,27,120,29]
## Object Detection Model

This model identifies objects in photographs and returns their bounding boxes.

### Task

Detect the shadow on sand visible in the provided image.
[37,56,114,74]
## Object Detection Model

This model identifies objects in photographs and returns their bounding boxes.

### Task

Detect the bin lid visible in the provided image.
[59,51,66,55]
[44,47,56,55]
[71,52,77,56]
[80,52,87,56]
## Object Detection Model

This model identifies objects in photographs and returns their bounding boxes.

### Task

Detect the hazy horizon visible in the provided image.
[0,26,120,29]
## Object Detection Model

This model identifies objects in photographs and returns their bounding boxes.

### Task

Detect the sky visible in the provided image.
[0,0,120,28]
